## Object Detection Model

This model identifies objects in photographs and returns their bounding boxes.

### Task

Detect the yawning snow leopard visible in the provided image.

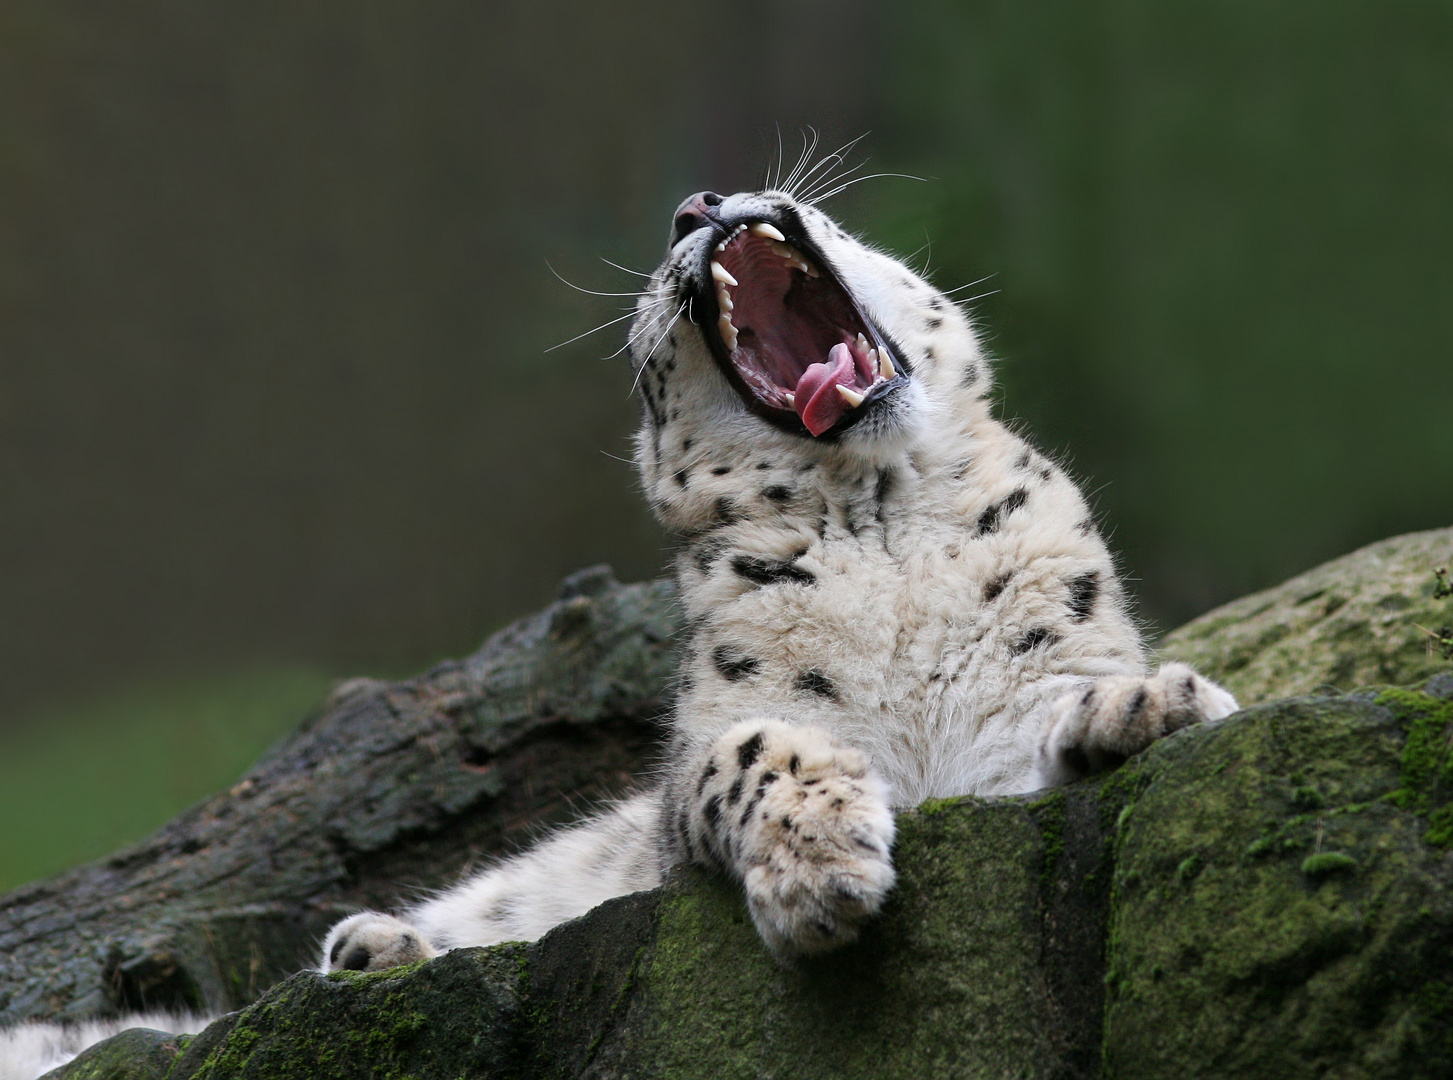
[318,187,1238,968]
[0,187,1237,1077]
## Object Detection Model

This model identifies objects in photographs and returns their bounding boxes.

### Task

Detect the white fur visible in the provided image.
[0,191,1238,1072]
[0,1011,210,1080]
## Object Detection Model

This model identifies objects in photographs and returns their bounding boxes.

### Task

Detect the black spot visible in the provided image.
[329,938,346,965]
[983,572,1013,602]
[929,295,945,312]
[1012,627,1059,655]
[977,487,1029,535]
[762,485,793,502]
[342,947,370,972]
[812,921,835,938]
[737,731,765,769]
[693,535,730,574]
[673,468,690,488]
[696,761,718,795]
[682,438,693,452]
[1077,518,1097,536]
[1182,675,1197,699]
[711,497,741,526]
[727,774,745,804]
[704,795,722,833]
[1016,449,1032,470]
[739,770,778,826]
[926,315,943,330]
[731,554,815,588]
[789,754,801,775]
[712,644,761,681]
[794,670,839,700]
[1040,466,1054,482]
[1081,687,1097,710]
[961,362,979,386]
[756,461,772,470]
[924,345,936,361]
[1067,572,1100,622]
[711,465,732,475]
[1127,686,1149,718]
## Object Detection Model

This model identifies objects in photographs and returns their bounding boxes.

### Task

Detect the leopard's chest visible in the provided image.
[678,492,1022,782]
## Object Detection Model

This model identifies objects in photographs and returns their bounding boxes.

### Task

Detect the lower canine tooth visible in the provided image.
[836,384,866,408]
[784,392,795,407]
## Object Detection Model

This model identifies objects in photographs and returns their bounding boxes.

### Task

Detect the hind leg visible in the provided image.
[319,791,664,972]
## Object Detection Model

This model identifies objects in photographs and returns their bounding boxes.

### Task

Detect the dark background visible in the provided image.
[1,0,1449,886]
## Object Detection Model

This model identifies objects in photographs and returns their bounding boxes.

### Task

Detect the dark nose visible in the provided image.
[669,191,724,246]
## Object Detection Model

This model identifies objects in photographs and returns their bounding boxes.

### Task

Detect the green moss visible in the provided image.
[1175,855,1203,883]
[915,795,965,816]
[1377,688,1453,847]
[1029,789,1067,891]
[1300,851,1358,877]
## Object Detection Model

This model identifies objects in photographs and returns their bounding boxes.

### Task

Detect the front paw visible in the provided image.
[1035,663,1239,787]
[320,912,438,973]
[725,726,896,955]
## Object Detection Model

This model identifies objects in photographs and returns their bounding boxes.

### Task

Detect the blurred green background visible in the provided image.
[0,0,1449,891]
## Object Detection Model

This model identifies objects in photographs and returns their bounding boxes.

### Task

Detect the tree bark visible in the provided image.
[0,566,680,1027]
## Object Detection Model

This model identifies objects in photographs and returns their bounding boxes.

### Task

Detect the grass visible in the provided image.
[0,667,335,893]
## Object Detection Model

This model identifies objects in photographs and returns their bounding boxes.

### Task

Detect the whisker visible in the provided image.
[942,272,1000,296]
[811,171,929,203]
[612,296,683,362]
[628,300,688,396]
[954,288,1001,308]
[793,133,870,202]
[783,127,820,196]
[544,308,642,353]
[547,261,648,298]
[599,256,653,278]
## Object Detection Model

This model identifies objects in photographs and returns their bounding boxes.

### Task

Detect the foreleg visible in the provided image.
[1032,662,1238,789]
[664,719,896,956]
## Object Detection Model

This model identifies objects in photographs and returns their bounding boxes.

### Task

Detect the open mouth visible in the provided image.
[697,221,907,437]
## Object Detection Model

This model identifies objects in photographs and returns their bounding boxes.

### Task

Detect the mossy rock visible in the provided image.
[1159,526,1453,704]
[58,682,1453,1078]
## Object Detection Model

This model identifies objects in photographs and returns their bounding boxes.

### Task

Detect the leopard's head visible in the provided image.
[630,190,987,528]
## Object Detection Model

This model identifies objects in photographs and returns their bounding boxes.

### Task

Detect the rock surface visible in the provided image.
[1159,526,1453,704]
[10,528,1453,1077]
[47,684,1453,1079]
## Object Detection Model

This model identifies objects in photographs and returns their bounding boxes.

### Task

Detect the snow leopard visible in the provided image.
[321,187,1238,964]
[0,186,1237,1077]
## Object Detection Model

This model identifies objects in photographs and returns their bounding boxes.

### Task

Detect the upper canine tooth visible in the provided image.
[878,349,898,380]
[711,261,738,287]
[750,222,787,242]
[836,384,866,408]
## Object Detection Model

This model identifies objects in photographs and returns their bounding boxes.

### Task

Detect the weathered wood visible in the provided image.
[0,566,680,1027]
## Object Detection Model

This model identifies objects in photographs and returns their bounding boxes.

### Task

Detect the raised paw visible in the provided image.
[1034,662,1239,788]
[688,721,896,956]
[319,912,439,973]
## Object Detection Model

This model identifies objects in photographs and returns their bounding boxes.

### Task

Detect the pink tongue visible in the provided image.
[794,343,857,437]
